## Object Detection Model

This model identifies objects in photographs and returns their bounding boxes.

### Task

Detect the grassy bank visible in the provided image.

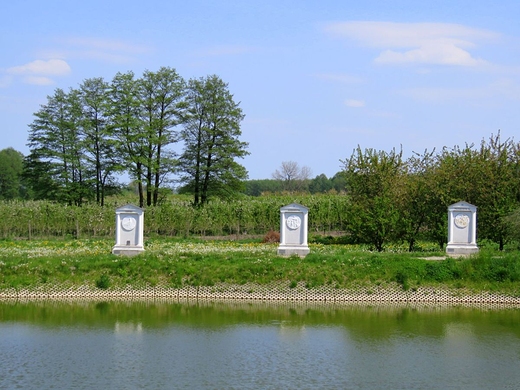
[0,238,519,297]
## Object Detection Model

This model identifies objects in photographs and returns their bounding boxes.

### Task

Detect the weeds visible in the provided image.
[96,274,110,289]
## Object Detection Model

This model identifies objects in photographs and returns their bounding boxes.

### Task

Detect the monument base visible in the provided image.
[446,244,479,257]
[112,246,145,256]
[277,245,310,258]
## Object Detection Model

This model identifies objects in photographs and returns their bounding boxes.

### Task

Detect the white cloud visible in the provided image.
[400,80,520,103]
[39,37,152,64]
[323,21,499,66]
[22,76,55,86]
[345,99,365,107]
[7,59,71,76]
[3,59,71,86]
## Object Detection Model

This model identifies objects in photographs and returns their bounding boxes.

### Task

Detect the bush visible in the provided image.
[262,230,280,243]
[395,270,410,291]
[96,274,111,289]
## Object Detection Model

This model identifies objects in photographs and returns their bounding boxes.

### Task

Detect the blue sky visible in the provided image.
[1,0,519,180]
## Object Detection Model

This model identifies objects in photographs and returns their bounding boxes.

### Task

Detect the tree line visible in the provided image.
[1,132,520,250]
[239,132,520,251]
[341,132,520,251]
[23,67,248,207]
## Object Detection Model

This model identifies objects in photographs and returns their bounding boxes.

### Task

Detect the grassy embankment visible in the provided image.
[0,238,519,296]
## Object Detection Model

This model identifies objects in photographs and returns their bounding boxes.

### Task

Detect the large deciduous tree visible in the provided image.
[433,132,520,250]
[108,68,185,207]
[138,67,185,206]
[27,88,89,205]
[399,149,446,251]
[108,71,146,206]
[79,77,120,206]
[178,75,249,206]
[342,146,405,251]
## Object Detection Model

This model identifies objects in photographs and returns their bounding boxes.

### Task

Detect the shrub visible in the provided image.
[262,230,280,243]
[395,270,410,291]
[96,274,111,289]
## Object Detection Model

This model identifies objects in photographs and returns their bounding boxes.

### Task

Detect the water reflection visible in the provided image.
[0,300,519,389]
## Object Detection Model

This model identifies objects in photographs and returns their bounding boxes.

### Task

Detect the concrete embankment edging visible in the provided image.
[1,282,519,306]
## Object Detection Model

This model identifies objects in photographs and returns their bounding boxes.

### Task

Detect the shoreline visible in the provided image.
[1,282,519,307]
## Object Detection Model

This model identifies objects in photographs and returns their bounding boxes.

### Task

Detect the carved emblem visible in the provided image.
[286,215,301,230]
[121,216,137,231]
[454,213,470,229]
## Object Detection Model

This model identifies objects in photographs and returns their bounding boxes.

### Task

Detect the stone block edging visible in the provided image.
[0,282,519,306]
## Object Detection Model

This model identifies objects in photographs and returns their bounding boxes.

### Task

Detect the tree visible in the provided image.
[431,132,520,250]
[341,146,405,251]
[309,174,333,194]
[503,208,520,245]
[399,149,445,251]
[243,179,284,196]
[79,77,120,206]
[108,71,147,207]
[108,68,185,207]
[0,148,24,199]
[138,67,185,206]
[473,133,520,250]
[330,172,347,193]
[27,88,89,205]
[22,153,60,200]
[272,161,312,192]
[178,75,249,206]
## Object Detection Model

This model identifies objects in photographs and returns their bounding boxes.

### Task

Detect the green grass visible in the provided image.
[0,238,519,296]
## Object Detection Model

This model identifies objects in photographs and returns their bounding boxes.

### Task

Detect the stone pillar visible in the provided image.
[112,204,145,256]
[446,201,479,257]
[277,203,310,257]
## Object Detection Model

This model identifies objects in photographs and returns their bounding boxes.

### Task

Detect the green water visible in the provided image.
[1,300,519,389]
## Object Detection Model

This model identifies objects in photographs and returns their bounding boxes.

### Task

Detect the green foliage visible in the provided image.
[137,67,185,207]
[95,274,111,289]
[342,146,405,251]
[244,172,346,196]
[470,251,520,283]
[399,149,445,251]
[27,88,91,205]
[433,132,520,250]
[424,260,458,282]
[334,132,520,251]
[243,179,284,196]
[309,174,333,194]
[178,75,249,206]
[394,270,410,291]
[79,77,121,206]
[503,208,520,245]
[25,68,247,209]
[0,148,25,200]
[1,239,520,296]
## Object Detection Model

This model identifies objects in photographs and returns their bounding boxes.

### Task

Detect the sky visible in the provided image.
[1,0,520,180]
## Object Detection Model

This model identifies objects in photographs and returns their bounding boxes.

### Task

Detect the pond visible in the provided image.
[1,300,519,389]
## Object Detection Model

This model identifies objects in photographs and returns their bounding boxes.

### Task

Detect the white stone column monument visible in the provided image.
[277,203,310,257]
[446,201,479,257]
[112,204,145,256]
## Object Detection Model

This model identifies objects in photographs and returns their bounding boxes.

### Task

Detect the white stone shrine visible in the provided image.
[277,203,310,257]
[446,201,479,257]
[112,204,145,256]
